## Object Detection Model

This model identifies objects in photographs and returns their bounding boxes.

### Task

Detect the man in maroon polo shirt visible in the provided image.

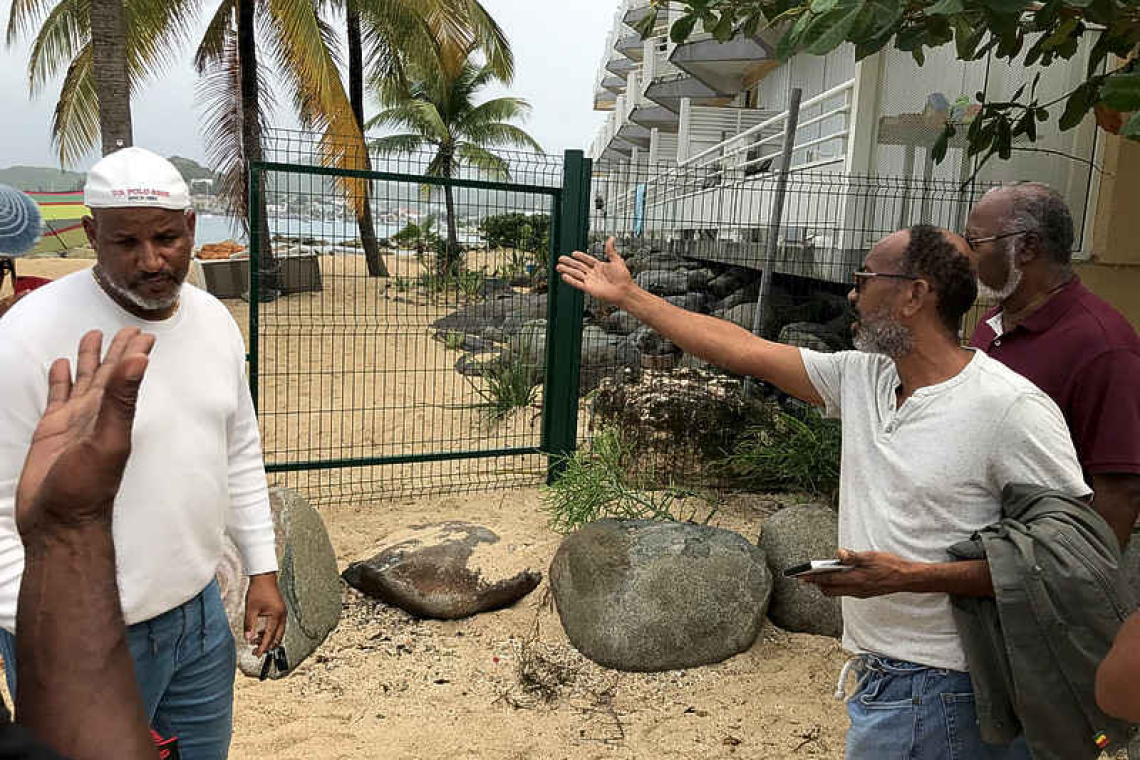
[966,182,1140,547]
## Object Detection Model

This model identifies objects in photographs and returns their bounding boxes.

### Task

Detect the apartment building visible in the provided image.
[587,0,1140,323]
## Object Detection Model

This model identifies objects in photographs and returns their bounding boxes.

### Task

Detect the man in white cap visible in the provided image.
[0,147,286,759]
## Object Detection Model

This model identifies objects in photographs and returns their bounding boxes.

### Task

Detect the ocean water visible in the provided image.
[193,214,481,246]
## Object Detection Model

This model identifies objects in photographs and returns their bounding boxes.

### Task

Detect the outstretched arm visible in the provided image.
[15,328,157,760]
[557,237,823,406]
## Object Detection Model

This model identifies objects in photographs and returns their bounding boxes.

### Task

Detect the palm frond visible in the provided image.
[457,0,513,82]
[456,142,510,180]
[368,132,431,156]
[460,122,543,153]
[195,0,237,73]
[455,95,530,133]
[263,0,366,212]
[366,101,449,142]
[195,25,277,232]
[7,0,58,47]
[26,0,87,95]
[50,42,99,166]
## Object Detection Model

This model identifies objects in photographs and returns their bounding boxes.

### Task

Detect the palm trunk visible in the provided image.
[441,153,460,276]
[238,0,278,299]
[347,1,388,278]
[90,0,133,154]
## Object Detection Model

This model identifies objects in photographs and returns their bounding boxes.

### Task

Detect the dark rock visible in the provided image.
[218,487,342,679]
[634,270,689,297]
[342,522,542,619]
[599,310,642,336]
[632,326,676,356]
[718,282,761,311]
[686,268,714,291]
[778,322,836,353]
[708,268,755,298]
[758,505,842,638]
[549,519,772,672]
[432,294,547,335]
[665,293,708,314]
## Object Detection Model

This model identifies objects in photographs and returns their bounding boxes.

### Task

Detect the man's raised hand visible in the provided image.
[556,236,636,306]
[16,328,155,539]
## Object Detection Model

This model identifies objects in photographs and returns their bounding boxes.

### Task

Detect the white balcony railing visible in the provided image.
[599,78,856,220]
[683,79,855,175]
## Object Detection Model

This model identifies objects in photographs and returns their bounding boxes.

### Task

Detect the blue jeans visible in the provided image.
[0,579,235,760]
[845,655,1032,760]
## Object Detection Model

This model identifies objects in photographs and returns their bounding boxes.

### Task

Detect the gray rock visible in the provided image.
[432,293,547,335]
[720,303,758,331]
[719,283,761,311]
[686,268,714,291]
[634,270,689,297]
[455,350,508,377]
[549,519,772,672]
[708,268,753,298]
[342,521,542,619]
[581,326,626,366]
[217,487,342,679]
[665,293,708,314]
[778,322,836,353]
[632,326,676,356]
[635,253,690,274]
[509,319,548,366]
[599,309,641,336]
[758,504,842,637]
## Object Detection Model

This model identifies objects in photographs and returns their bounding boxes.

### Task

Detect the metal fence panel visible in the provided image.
[239,131,570,504]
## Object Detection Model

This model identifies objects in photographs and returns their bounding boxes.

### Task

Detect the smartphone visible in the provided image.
[783,559,855,578]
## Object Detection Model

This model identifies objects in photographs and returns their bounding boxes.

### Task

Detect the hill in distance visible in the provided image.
[2,155,217,193]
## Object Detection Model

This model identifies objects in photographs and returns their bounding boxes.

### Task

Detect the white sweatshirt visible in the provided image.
[0,269,278,630]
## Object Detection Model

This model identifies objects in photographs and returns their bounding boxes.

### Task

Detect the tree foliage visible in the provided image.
[647,0,1140,169]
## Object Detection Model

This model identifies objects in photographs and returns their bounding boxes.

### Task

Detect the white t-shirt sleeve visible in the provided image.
[223,326,278,576]
[799,348,849,419]
[988,391,1090,498]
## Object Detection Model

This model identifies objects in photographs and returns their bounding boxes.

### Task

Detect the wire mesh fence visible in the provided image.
[235,130,567,504]
[575,159,997,486]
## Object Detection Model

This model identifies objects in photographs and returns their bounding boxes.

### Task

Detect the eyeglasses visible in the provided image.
[851,269,921,293]
[964,230,1033,250]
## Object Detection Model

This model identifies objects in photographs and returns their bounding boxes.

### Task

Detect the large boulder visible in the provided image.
[758,504,842,637]
[598,309,642,336]
[634,270,689,297]
[217,487,342,679]
[433,293,547,336]
[778,322,836,353]
[719,302,758,331]
[549,519,772,672]
[341,521,542,619]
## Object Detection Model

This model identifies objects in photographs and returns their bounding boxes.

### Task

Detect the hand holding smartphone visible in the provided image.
[783,559,855,578]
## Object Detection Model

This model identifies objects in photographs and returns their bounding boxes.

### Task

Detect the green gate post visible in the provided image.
[542,150,592,483]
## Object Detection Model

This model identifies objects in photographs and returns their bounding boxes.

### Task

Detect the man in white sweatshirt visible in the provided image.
[0,147,285,759]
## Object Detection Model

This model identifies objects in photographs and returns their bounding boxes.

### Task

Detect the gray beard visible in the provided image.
[977,249,1023,304]
[95,265,183,312]
[853,310,914,359]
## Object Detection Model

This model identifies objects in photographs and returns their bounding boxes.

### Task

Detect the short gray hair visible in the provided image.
[986,182,1074,265]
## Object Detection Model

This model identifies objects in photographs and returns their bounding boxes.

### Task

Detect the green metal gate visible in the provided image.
[245,142,589,504]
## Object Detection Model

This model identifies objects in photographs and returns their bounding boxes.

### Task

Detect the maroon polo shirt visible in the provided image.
[970,277,1140,477]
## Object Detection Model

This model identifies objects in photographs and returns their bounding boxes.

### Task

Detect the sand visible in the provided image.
[7,254,852,759]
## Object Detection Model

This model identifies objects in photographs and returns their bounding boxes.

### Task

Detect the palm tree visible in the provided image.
[366,40,542,275]
[11,0,364,299]
[339,0,513,277]
[7,0,200,162]
[89,0,133,153]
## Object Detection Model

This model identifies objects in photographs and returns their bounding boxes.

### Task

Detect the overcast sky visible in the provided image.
[0,0,615,171]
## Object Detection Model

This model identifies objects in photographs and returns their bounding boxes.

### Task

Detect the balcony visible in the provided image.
[670,31,779,96]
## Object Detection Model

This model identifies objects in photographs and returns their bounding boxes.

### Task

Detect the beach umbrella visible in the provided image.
[0,184,50,298]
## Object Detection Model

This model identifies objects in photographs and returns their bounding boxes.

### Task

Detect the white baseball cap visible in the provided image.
[84,147,191,210]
